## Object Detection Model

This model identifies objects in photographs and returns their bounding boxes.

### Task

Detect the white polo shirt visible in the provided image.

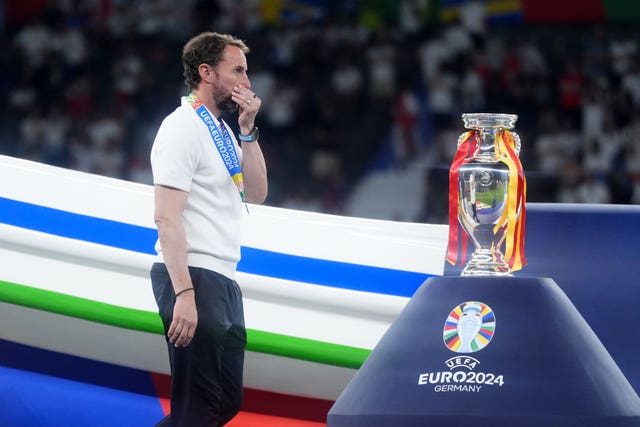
[150,97,243,279]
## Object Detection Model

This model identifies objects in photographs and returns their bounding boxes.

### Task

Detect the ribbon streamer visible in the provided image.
[493,130,527,270]
[446,129,526,271]
[446,131,477,267]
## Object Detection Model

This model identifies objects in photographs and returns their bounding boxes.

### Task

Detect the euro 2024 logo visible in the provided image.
[418,301,504,392]
[443,301,495,353]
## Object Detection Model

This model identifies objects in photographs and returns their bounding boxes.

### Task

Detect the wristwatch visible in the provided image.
[238,126,259,143]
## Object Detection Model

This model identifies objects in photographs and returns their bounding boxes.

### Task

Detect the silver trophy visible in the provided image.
[453,113,525,276]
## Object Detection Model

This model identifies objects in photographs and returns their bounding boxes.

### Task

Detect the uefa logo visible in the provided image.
[443,301,496,353]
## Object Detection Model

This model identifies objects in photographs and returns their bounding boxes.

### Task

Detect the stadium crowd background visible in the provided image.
[1,0,639,224]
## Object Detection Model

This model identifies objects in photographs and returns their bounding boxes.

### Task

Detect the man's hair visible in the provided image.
[182,32,250,91]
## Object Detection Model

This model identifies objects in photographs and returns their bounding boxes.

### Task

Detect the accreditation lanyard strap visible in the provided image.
[187,92,245,202]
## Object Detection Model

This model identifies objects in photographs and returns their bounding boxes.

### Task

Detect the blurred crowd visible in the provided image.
[1,1,639,224]
[419,16,640,223]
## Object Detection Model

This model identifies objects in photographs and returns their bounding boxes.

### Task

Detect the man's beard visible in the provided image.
[219,96,238,113]
[213,85,238,113]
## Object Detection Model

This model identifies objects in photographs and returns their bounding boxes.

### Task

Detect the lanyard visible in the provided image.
[186,92,245,202]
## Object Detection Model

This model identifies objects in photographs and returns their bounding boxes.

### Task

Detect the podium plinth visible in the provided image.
[328,277,640,427]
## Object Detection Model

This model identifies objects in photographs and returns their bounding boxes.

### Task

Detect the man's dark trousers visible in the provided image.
[151,263,246,427]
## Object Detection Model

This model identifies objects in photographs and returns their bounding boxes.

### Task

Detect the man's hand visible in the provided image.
[168,291,198,347]
[232,85,260,134]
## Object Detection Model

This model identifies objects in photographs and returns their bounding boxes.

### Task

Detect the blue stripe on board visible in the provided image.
[239,247,431,297]
[0,197,433,297]
[0,196,157,254]
[0,338,158,397]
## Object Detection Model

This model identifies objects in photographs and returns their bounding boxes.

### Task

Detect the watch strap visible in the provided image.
[238,126,259,142]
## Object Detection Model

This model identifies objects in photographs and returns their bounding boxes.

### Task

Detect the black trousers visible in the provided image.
[151,263,246,427]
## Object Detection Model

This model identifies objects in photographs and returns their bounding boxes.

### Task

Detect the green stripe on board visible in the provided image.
[0,280,369,369]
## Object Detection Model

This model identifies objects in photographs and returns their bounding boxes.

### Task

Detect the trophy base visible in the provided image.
[328,277,640,427]
[461,250,511,277]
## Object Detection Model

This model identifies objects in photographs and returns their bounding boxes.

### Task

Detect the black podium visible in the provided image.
[328,277,640,427]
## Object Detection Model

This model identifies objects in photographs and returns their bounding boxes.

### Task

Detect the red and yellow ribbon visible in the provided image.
[446,131,478,267]
[446,130,527,271]
[493,130,527,271]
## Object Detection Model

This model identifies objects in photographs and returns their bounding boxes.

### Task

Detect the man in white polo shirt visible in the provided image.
[150,32,267,427]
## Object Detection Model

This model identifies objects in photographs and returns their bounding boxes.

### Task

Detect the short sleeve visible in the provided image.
[150,111,199,192]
